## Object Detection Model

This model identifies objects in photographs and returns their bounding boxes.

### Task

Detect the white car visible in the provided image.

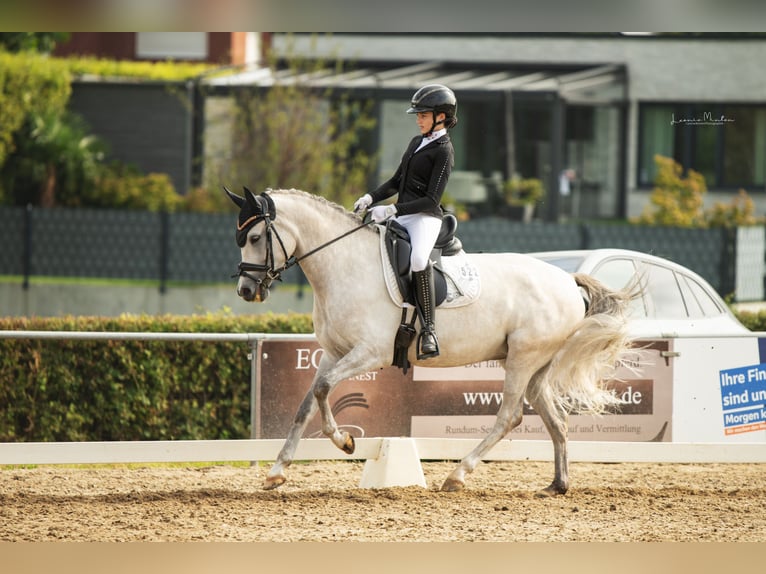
[529,248,750,338]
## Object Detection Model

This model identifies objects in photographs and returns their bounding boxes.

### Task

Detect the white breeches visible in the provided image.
[395,213,442,272]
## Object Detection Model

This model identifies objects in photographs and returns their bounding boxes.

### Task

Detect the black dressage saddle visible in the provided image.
[382,212,463,306]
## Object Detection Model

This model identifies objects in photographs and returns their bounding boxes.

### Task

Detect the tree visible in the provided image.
[0,51,71,169]
[0,110,105,207]
[0,33,69,53]
[207,49,377,209]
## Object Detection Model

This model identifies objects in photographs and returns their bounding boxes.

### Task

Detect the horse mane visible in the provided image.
[266,188,364,226]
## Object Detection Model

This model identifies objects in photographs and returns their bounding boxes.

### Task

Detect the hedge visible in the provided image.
[733,310,766,332]
[0,312,312,442]
[62,56,216,81]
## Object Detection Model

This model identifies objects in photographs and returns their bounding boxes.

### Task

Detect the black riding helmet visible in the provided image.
[406,84,458,130]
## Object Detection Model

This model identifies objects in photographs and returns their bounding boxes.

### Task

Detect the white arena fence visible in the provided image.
[1,331,765,484]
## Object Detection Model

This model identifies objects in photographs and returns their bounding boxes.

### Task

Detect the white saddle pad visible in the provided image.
[377,225,481,309]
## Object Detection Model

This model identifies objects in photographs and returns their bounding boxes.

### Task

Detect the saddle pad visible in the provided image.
[377,225,481,309]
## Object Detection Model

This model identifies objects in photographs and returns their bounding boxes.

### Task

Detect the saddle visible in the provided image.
[381,213,464,373]
[383,213,464,307]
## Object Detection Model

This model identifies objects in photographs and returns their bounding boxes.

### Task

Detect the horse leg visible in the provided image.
[311,347,381,453]
[263,346,380,490]
[441,363,532,492]
[525,374,570,496]
[263,385,319,490]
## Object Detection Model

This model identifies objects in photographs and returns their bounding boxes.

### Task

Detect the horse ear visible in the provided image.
[223,186,245,208]
[243,186,260,208]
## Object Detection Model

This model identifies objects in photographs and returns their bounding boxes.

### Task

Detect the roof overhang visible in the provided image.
[205,61,627,105]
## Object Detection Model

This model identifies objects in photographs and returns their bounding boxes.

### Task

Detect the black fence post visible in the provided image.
[159,211,170,294]
[22,204,32,290]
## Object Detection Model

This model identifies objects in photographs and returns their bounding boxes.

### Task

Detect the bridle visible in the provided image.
[233,206,291,290]
[233,191,374,290]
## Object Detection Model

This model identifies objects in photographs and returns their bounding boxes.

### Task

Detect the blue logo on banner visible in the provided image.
[719,363,766,434]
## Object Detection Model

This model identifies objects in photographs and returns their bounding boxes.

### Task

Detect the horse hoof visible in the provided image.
[535,483,567,498]
[341,434,355,455]
[440,478,465,492]
[263,474,286,490]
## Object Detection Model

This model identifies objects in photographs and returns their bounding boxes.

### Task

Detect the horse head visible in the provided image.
[225,186,293,303]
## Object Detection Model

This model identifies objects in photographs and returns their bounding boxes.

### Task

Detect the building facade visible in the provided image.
[262,33,766,222]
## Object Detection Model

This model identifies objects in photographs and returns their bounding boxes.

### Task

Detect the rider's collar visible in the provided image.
[416,128,446,152]
[424,128,446,142]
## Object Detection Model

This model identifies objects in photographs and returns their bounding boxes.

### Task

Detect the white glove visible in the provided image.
[353,193,373,213]
[370,204,397,223]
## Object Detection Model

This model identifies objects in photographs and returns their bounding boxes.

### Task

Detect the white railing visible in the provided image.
[1,437,764,466]
[2,330,765,485]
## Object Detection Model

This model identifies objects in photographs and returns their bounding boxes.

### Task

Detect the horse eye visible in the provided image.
[249,234,261,245]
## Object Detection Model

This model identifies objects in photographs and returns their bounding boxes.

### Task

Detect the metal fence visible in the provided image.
[0,206,737,295]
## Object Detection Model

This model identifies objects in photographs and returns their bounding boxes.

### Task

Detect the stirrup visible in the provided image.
[417,329,440,360]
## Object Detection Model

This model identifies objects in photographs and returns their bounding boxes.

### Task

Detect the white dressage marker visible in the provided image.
[359,438,427,489]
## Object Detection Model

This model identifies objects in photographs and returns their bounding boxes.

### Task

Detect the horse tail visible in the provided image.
[532,273,639,415]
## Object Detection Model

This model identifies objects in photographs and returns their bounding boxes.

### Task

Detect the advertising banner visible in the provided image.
[719,363,766,435]
[257,338,673,442]
[671,336,766,442]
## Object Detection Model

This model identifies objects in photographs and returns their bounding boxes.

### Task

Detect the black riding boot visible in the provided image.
[413,265,440,359]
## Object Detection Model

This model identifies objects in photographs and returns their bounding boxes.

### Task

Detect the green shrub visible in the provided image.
[180,186,237,214]
[503,176,545,206]
[0,51,71,167]
[633,155,707,227]
[705,189,765,228]
[0,312,313,442]
[88,166,182,212]
[733,309,766,332]
[633,155,765,228]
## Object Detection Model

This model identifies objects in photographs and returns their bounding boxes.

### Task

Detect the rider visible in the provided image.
[354,84,458,360]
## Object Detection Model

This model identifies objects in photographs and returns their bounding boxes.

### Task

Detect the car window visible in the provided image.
[682,274,724,316]
[537,256,585,273]
[645,263,688,319]
[591,258,635,290]
[676,272,705,318]
[591,258,647,318]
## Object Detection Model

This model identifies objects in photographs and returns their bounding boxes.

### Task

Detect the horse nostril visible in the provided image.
[239,286,252,300]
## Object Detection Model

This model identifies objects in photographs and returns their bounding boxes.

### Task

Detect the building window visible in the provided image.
[564,105,621,219]
[136,32,208,60]
[638,103,766,190]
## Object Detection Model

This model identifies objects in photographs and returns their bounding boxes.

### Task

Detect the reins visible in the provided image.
[235,205,375,285]
[287,218,375,270]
